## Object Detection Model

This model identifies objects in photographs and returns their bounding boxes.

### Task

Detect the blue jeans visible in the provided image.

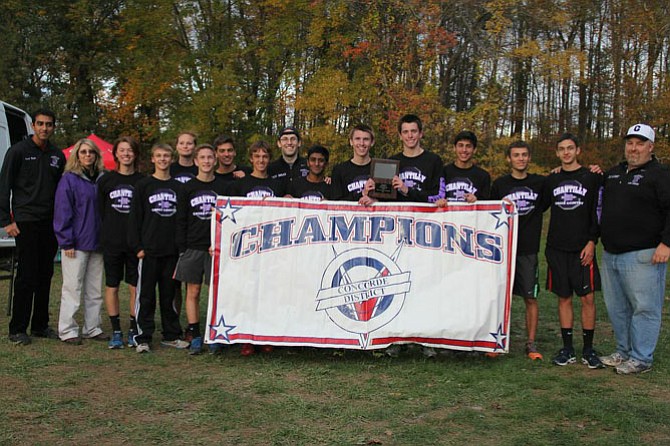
[601,249,666,365]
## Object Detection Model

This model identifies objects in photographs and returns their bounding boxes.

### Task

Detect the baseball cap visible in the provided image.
[278,126,301,141]
[625,124,655,142]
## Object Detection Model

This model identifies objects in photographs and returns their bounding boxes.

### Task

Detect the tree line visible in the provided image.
[1,0,668,175]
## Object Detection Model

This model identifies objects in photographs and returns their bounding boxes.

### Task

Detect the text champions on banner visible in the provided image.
[206,198,517,353]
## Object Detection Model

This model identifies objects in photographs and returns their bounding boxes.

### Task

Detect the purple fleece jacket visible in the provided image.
[53,171,103,251]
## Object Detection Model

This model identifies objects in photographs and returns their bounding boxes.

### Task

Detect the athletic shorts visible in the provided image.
[513,253,539,299]
[545,246,601,297]
[173,249,212,285]
[103,251,139,287]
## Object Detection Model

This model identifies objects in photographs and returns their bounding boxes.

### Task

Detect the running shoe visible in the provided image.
[600,351,626,367]
[552,347,576,366]
[525,342,543,360]
[108,331,124,349]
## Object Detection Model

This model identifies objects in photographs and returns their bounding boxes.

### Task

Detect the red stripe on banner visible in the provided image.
[209,209,223,328]
[214,197,502,214]
[371,336,499,349]
[228,333,361,345]
[223,333,499,349]
[504,212,515,333]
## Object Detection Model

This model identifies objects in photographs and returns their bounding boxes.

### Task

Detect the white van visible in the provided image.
[0,101,33,171]
[0,101,32,243]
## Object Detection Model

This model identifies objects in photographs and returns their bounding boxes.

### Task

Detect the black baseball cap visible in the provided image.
[278,126,301,141]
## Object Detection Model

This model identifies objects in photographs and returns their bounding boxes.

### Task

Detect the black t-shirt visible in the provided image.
[543,167,602,252]
[215,165,252,183]
[128,176,182,256]
[331,160,371,201]
[442,163,491,201]
[389,150,443,202]
[228,175,286,198]
[97,171,145,254]
[176,177,229,252]
[490,173,545,255]
[170,163,198,184]
[287,177,332,201]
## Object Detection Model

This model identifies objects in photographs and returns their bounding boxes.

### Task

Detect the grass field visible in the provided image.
[1,253,669,446]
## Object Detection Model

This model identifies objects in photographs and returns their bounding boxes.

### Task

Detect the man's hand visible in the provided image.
[4,222,19,237]
[435,198,448,208]
[358,196,377,207]
[652,242,670,264]
[232,170,246,179]
[588,164,603,175]
[362,178,375,197]
[392,176,408,195]
[464,193,477,203]
[580,241,595,266]
[63,249,76,259]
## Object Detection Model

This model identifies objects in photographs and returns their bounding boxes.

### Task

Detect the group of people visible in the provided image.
[1,109,668,375]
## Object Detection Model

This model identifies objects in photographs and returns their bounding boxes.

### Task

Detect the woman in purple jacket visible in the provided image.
[53,138,106,344]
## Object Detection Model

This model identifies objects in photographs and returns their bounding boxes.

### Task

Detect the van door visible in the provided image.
[0,102,32,167]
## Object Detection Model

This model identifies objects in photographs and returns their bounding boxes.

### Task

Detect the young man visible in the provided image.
[388,114,443,202]
[228,141,286,199]
[441,131,490,202]
[175,144,228,355]
[98,136,145,348]
[543,133,603,369]
[490,141,546,360]
[213,135,251,182]
[128,143,188,353]
[228,140,284,356]
[599,124,670,374]
[0,108,65,345]
[331,124,375,202]
[287,145,332,201]
[170,131,199,184]
[268,126,308,187]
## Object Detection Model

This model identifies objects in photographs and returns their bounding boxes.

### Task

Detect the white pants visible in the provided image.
[58,250,104,340]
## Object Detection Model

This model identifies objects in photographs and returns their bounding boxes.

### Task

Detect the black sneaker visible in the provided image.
[9,333,31,345]
[582,350,605,369]
[32,327,58,339]
[552,348,576,366]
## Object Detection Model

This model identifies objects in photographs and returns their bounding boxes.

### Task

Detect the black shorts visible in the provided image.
[545,246,601,297]
[173,249,212,285]
[103,251,139,287]
[513,253,539,299]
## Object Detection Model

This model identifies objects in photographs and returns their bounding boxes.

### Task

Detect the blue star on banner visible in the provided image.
[489,323,507,350]
[217,198,242,224]
[209,315,236,341]
[490,201,516,230]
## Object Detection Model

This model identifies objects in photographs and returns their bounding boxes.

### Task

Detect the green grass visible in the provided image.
[0,251,669,445]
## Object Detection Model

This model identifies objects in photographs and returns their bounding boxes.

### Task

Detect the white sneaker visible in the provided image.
[600,352,626,367]
[616,358,652,375]
[161,339,190,349]
[136,343,151,353]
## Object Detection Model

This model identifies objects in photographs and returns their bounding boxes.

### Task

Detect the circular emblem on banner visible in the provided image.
[316,247,410,335]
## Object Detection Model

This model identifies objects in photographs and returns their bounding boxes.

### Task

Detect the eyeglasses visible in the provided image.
[79,149,97,155]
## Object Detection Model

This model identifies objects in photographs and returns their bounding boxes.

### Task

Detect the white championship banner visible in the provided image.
[205,198,517,353]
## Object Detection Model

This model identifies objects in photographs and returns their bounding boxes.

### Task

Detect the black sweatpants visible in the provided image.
[135,255,182,344]
[9,220,58,335]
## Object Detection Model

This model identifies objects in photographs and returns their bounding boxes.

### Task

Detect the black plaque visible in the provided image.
[369,158,400,199]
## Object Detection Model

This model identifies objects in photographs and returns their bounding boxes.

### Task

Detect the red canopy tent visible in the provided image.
[63,134,116,170]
